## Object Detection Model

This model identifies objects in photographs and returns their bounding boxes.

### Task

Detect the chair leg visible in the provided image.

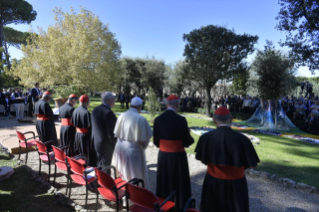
[69,180,72,198]
[39,157,42,176]
[48,160,51,183]
[25,147,28,164]
[18,146,21,160]
[85,185,88,209]
[65,172,69,195]
[53,164,57,185]
[95,191,99,212]
[116,199,119,212]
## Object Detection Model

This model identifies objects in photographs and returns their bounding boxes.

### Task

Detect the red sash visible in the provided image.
[61,118,73,126]
[76,127,89,134]
[159,139,184,152]
[37,114,50,121]
[207,164,245,180]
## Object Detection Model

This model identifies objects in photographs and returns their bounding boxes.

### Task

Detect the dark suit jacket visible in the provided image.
[153,110,194,147]
[92,104,117,154]
[31,87,40,102]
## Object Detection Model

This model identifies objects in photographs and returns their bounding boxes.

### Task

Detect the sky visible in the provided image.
[7,0,315,77]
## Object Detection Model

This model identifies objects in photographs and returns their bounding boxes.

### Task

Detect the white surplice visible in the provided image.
[112,108,152,189]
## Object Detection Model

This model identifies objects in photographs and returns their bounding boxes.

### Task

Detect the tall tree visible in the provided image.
[276,0,319,73]
[3,26,31,69]
[166,60,187,96]
[183,25,258,116]
[232,63,250,95]
[252,41,297,100]
[10,7,122,92]
[0,0,37,59]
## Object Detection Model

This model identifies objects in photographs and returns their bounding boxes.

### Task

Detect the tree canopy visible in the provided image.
[252,41,297,100]
[10,7,122,91]
[183,25,258,115]
[231,63,250,96]
[276,0,319,73]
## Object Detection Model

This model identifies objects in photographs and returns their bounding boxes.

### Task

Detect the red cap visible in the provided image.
[69,94,77,99]
[79,95,89,103]
[167,95,179,101]
[43,91,51,96]
[214,107,230,116]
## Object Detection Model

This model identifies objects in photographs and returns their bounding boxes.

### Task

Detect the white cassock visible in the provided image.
[112,108,152,189]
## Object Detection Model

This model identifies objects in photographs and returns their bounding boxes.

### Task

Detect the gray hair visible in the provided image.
[213,114,231,123]
[165,99,180,106]
[102,92,114,103]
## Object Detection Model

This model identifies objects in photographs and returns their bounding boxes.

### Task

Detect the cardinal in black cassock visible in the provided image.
[59,94,78,151]
[153,95,194,212]
[35,91,58,150]
[71,95,97,166]
[92,92,117,168]
[195,107,260,212]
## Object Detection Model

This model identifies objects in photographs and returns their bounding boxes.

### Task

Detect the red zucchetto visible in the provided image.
[167,95,179,101]
[43,91,51,96]
[79,95,89,103]
[214,106,230,116]
[69,94,78,98]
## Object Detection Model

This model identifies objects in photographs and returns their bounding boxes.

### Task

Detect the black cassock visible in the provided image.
[153,110,194,212]
[71,105,97,166]
[59,103,76,149]
[91,104,117,168]
[195,127,260,212]
[35,99,58,150]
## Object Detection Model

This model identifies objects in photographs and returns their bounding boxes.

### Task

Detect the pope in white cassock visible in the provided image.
[112,96,152,189]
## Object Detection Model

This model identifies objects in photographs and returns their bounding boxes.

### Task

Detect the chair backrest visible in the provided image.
[52,146,66,162]
[67,157,85,176]
[185,209,200,212]
[125,183,159,210]
[94,168,116,191]
[16,131,25,142]
[35,140,47,154]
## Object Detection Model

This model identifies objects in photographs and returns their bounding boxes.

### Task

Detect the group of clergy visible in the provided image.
[34,91,260,212]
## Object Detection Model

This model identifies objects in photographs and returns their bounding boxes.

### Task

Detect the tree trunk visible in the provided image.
[205,85,212,117]
[275,99,277,127]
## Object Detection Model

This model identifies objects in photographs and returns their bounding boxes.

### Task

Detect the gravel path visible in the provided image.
[14,145,319,212]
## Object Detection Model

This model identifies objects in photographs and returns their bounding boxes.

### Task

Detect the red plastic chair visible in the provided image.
[125,179,176,212]
[94,166,135,212]
[16,130,39,164]
[183,198,200,212]
[35,140,56,182]
[67,156,95,209]
[52,146,86,195]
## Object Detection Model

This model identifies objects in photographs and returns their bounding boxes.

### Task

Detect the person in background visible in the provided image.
[301,111,319,134]
[35,91,58,150]
[31,83,41,116]
[195,107,260,212]
[4,94,11,118]
[153,95,194,212]
[92,92,117,170]
[11,87,25,121]
[59,94,78,150]
[120,92,125,108]
[71,95,96,166]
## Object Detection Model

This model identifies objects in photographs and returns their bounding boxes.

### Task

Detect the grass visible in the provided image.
[50,95,319,188]
[0,152,74,212]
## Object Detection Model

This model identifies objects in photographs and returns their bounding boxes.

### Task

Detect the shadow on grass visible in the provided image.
[0,165,74,212]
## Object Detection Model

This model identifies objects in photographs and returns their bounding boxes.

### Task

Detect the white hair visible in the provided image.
[102,92,114,103]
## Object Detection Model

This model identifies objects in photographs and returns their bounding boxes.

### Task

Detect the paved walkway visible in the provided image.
[15,146,319,212]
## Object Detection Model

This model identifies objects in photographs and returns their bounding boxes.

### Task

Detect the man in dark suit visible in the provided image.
[30,83,41,116]
[153,95,194,212]
[302,112,319,134]
[92,92,117,169]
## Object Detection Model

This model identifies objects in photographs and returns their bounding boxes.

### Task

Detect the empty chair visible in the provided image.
[16,130,39,164]
[183,198,200,212]
[52,145,86,194]
[94,166,135,212]
[35,140,55,182]
[67,156,95,209]
[125,179,176,212]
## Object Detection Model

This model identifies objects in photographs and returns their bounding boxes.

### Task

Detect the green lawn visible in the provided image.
[51,96,319,188]
[0,153,74,212]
